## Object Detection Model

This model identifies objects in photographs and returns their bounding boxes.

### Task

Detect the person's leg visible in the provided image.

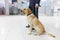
[29,6,35,15]
[34,8,38,18]
[29,7,38,18]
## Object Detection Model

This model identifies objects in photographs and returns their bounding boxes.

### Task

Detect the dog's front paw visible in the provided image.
[26,24,30,28]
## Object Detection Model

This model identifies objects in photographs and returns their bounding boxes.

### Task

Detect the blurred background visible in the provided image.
[0,0,60,16]
[0,0,60,40]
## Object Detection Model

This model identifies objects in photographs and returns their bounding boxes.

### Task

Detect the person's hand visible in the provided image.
[35,4,39,8]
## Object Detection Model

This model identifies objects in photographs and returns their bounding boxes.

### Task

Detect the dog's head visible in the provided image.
[21,8,32,15]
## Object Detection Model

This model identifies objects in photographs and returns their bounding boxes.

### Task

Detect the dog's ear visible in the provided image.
[28,8,32,14]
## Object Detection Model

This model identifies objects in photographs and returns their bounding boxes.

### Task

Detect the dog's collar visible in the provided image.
[27,13,32,16]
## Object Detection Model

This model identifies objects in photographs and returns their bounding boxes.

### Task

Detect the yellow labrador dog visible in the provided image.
[21,8,55,38]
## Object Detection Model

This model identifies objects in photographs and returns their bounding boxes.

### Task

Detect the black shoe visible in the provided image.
[26,24,30,28]
[26,24,35,30]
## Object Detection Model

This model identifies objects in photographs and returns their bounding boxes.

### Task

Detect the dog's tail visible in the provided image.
[45,32,56,38]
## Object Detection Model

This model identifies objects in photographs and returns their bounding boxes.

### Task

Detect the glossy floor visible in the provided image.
[0,15,60,40]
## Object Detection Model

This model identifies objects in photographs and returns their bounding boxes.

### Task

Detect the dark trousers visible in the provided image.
[29,6,38,18]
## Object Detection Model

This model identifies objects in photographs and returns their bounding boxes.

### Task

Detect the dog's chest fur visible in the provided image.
[27,14,35,24]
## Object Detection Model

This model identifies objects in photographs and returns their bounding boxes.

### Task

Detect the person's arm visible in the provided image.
[35,0,41,8]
